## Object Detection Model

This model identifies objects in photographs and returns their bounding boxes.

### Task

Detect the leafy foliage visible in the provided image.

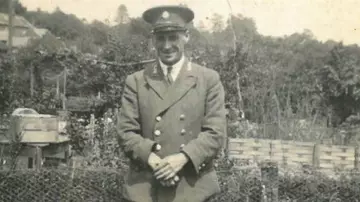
[25,8,87,40]
[0,0,27,15]
[2,7,360,137]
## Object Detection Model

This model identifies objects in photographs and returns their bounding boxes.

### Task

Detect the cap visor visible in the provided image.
[153,26,187,33]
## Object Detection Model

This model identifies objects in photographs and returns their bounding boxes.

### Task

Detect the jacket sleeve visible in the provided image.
[117,74,155,164]
[181,70,227,174]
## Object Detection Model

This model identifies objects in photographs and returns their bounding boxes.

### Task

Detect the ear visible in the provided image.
[151,33,156,44]
[150,34,158,54]
[183,30,190,43]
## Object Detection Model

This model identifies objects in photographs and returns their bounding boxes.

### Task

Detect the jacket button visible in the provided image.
[180,129,186,135]
[180,114,185,120]
[154,130,161,136]
[155,144,162,151]
[156,116,162,121]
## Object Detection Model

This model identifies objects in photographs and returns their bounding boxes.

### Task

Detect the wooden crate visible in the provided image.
[270,140,314,167]
[317,145,355,170]
[228,138,359,172]
[8,114,59,143]
[228,138,271,161]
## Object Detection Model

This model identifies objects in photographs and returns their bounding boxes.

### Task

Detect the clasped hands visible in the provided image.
[148,152,188,187]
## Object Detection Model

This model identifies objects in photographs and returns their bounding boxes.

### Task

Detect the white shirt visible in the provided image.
[159,55,185,82]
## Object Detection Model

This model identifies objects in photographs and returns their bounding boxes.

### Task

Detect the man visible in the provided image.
[117,5,226,202]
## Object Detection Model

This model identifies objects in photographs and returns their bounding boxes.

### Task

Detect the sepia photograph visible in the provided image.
[0,0,360,201]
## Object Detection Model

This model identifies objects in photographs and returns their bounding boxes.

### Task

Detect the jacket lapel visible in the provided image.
[157,58,198,114]
[143,62,167,99]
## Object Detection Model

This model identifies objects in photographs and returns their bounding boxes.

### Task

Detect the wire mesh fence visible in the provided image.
[0,167,125,202]
[214,161,360,202]
[0,160,360,202]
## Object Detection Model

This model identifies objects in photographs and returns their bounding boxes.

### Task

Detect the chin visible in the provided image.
[160,58,177,65]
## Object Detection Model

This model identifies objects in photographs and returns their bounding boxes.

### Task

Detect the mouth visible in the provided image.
[161,51,176,58]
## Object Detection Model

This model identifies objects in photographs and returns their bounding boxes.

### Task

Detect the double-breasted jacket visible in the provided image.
[117,58,227,202]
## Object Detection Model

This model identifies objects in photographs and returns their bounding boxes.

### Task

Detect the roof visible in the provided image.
[0,13,32,28]
[0,14,62,49]
[33,28,48,37]
[0,16,53,48]
[0,13,36,47]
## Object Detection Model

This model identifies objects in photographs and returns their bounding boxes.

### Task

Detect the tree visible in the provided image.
[210,13,224,33]
[89,20,110,46]
[24,8,87,40]
[0,0,27,15]
[318,43,360,127]
[115,4,129,25]
[128,17,151,37]
[179,3,188,7]
[303,29,314,39]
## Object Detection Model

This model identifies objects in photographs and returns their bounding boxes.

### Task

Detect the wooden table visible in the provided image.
[0,134,71,169]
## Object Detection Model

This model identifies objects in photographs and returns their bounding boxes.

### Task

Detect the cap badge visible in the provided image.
[162,11,170,19]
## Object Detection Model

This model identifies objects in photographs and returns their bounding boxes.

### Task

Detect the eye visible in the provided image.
[168,34,178,42]
[156,35,165,41]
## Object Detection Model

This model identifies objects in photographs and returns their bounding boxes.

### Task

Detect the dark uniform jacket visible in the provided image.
[117,58,226,202]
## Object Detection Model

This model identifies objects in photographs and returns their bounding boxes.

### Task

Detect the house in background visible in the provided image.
[0,13,63,50]
[0,13,35,48]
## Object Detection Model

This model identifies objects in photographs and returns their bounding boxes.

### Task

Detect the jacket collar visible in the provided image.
[158,55,185,80]
[144,57,198,114]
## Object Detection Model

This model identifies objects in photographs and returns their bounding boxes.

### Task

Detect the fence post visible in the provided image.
[260,161,279,202]
[35,146,42,170]
[89,114,95,144]
[224,117,229,158]
[313,143,320,169]
[67,157,79,202]
[355,146,360,170]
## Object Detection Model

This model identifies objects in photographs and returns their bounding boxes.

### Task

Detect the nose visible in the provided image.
[163,39,171,50]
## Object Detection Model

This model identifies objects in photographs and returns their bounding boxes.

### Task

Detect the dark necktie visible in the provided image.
[167,66,173,84]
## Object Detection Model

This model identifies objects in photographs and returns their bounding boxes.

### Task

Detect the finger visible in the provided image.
[170,179,176,186]
[154,165,170,177]
[154,164,172,176]
[155,167,172,179]
[164,171,176,180]
[159,178,170,187]
[162,179,175,187]
[172,166,182,174]
[156,168,174,180]
[164,180,172,187]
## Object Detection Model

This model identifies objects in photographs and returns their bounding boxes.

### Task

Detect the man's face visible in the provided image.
[153,30,189,66]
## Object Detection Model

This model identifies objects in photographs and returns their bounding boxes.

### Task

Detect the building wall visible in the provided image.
[0,25,34,47]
